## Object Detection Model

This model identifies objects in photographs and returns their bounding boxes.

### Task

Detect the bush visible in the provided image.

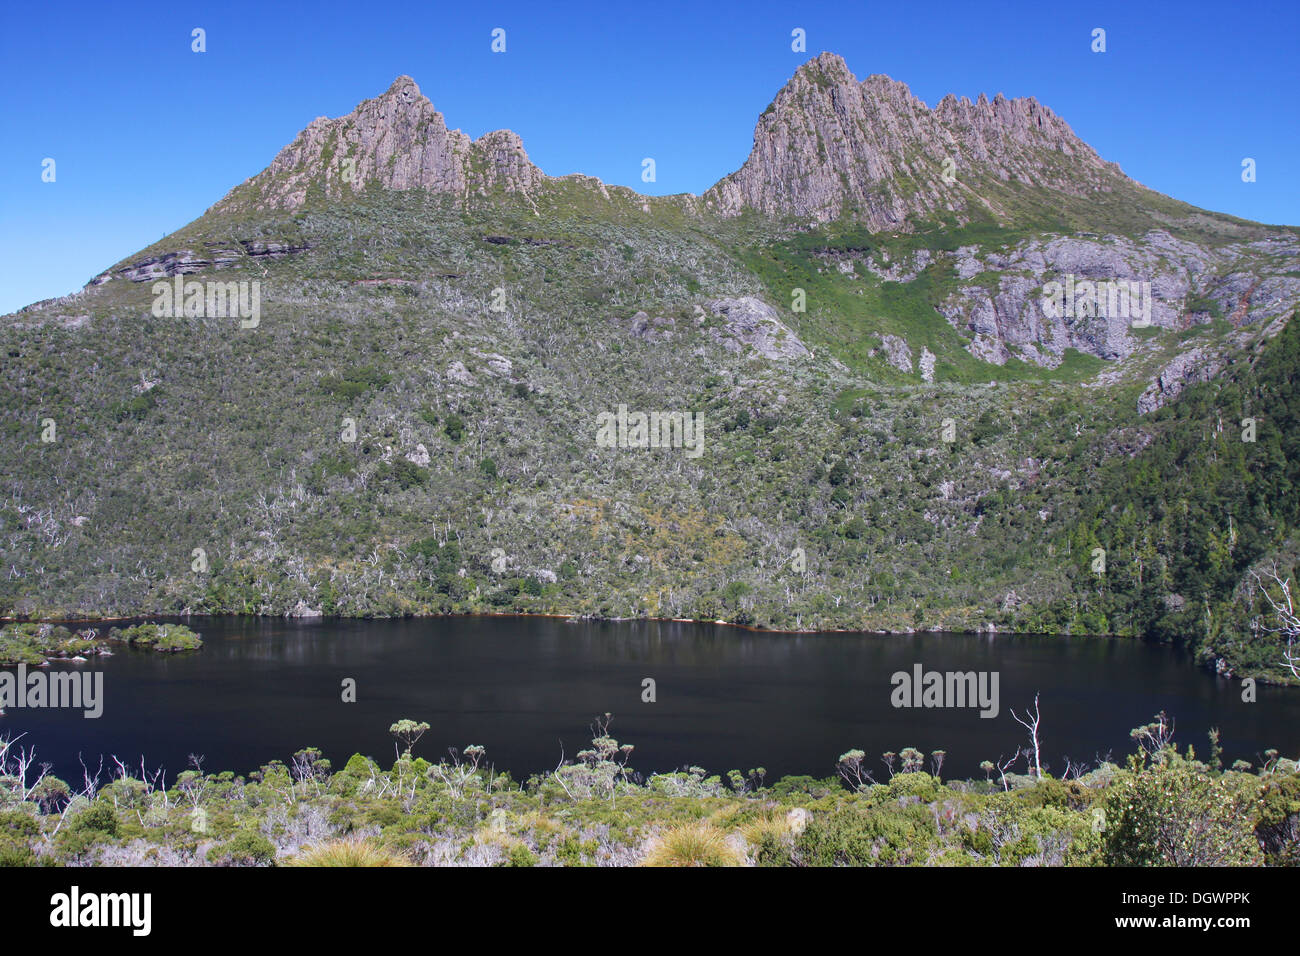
[503,844,539,867]
[0,837,37,866]
[793,804,936,866]
[69,802,118,837]
[213,830,277,866]
[443,414,465,442]
[884,771,941,802]
[107,623,202,652]
[1255,773,1300,866]
[1102,754,1262,866]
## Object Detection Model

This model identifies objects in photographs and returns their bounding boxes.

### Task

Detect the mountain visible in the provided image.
[704,51,1124,228]
[216,75,545,213]
[3,54,1299,682]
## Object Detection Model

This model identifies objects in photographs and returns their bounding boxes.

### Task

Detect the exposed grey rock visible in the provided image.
[936,231,1300,368]
[477,353,513,377]
[879,334,913,372]
[954,246,985,279]
[286,599,322,619]
[446,361,477,386]
[101,241,311,283]
[704,297,809,360]
[624,311,675,343]
[869,249,932,282]
[919,347,937,382]
[1137,347,1227,414]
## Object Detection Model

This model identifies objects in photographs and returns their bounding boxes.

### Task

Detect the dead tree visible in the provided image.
[1011,693,1043,779]
[1249,564,1300,679]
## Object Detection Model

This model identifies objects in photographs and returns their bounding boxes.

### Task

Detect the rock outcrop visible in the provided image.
[936,232,1300,368]
[704,52,1125,228]
[209,55,1130,230]
[91,241,311,284]
[216,76,546,211]
[1137,347,1228,414]
[704,297,810,360]
[879,334,914,373]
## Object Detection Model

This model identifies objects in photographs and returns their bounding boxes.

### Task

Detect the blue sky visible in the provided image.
[2,0,1297,315]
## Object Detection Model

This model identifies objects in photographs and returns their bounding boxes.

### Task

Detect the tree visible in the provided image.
[389,719,430,759]
[1011,693,1043,778]
[930,750,946,780]
[1130,711,1175,763]
[899,747,924,774]
[1249,563,1300,680]
[836,750,873,791]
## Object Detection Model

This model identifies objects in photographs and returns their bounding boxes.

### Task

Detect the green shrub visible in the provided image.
[443,414,465,442]
[213,830,277,866]
[503,844,539,867]
[793,804,936,866]
[1254,773,1300,866]
[0,837,37,866]
[69,801,118,837]
[1102,754,1262,866]
[107,623,202,652]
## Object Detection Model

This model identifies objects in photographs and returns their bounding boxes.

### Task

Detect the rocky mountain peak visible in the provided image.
[215,75,544,212]
[705,52,1126,228]
[216,56,1140,229]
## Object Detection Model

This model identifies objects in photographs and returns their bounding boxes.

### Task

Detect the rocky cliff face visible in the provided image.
[936,232,1300,368]
[216,76,546,211]
[704,52,1124,228]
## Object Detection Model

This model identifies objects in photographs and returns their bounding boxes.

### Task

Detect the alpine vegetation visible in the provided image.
[5,55,1300,687]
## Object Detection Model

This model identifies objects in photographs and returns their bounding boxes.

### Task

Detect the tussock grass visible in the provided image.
[287,836,413,867]
[739,812,792,847]
[640,822,746,867]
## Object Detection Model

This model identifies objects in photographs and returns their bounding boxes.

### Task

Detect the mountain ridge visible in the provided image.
[212,52,1169,235]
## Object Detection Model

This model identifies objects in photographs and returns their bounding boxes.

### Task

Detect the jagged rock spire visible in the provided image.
[219,75,544,211]
[704,52,1124,227]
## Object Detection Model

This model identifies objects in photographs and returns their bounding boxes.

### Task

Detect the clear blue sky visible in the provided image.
[2,0,1297,315]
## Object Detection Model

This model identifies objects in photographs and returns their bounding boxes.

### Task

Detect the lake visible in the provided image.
[3,615,1297,783]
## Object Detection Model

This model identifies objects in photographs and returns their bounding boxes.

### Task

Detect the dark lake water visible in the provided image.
[4,616,1298,784]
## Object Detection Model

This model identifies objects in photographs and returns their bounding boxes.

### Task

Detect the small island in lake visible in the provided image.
[0,622,202,665]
